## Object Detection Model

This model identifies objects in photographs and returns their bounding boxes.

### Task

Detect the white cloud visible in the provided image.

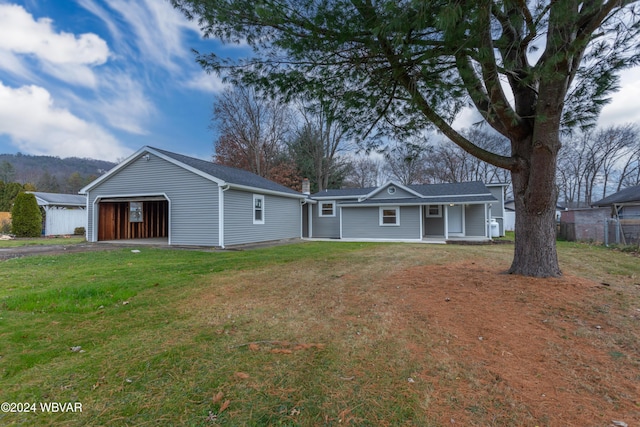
[100,0,200,73]
[599,68,640,127]
[183,71,227,94]
[78,72,155,135]
[0,3,110,87]
[0,81,131,161]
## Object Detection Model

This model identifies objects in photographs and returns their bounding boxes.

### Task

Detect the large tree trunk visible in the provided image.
[509,126,562,277]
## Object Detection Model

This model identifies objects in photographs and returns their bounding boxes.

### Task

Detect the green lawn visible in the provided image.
[0,241,637,426]
[0,237,86,248]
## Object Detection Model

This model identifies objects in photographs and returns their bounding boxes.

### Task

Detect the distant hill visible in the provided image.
[0,153,117,194]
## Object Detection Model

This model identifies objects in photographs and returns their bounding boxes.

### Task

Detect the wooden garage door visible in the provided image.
[98,200,168,241]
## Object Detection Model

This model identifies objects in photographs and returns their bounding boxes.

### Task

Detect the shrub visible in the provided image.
[0,217,10,234]
[74,227,86,236]
[11,193,42,237]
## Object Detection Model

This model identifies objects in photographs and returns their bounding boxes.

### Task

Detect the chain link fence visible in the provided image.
[605,218,640,246]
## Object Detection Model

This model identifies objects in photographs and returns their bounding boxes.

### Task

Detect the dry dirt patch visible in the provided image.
[382,261,639,426]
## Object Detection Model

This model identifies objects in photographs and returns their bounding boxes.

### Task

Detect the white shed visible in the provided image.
[30,192,87,236]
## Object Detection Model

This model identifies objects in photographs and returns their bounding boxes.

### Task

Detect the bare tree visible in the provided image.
[595,125,638,199]
[557,124,639,206]
[288,99,352,192]
[343,154,383,188]
[425,129,510,186]
[382,138,432,185]
[212,86,291,179]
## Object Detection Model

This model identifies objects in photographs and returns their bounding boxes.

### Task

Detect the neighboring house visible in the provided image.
[308,181,501,242]
[592,184,640,219]
[79,146,306,247]
[30,192,87,236]
[591,185,640,245]
[558,207,609,242]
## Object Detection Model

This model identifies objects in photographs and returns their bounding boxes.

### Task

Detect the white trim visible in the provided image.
[339,206,343,239]
[425,204,442,217]
[253,194,265,225]
[444,204,449,240]
[319,200,336,217]
[312,195,367,200]
[379,206,400,226]
[419,206,423,239]
[219,185,227,248]
[338,200,493,208]
[309,203,313,238]
[91,192,171,244]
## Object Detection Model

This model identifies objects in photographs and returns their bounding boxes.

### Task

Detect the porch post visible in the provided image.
[444,204,449,240]
[308,203,313,238]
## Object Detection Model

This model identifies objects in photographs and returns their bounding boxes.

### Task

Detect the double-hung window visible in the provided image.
[380,206,400,226]
[253,195,265,224]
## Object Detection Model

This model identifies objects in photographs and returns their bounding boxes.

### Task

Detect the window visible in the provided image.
[426,205,442,217]
[319,201,335,217]
[253,195,264,224]
[380,207,400,226]
[387,186,396,195]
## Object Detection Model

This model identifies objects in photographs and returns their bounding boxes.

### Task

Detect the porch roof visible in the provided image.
[338,194,496,207]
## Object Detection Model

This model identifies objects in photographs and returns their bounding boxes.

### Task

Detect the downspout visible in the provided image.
[219,184,230,248]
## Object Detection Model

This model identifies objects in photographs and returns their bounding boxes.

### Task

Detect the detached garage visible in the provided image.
[80,146,305,247]
[30,192,87,236]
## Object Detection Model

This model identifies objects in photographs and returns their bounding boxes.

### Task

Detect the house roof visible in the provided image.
[81,146,305,199]
[312,181,496,202]
[339,194,497,206]
[408,181,492,197]
[30,192,86,207]
[311,187,374,198]
[151,147,304,197]
[592,185,640,206]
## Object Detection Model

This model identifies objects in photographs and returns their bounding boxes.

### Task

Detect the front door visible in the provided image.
[448,204,464,234]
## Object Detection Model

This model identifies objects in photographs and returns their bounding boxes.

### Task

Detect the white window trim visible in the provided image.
[379,206,400,226]
[253,194,265,225]
[425,205,442,218]
[319,200,336,217]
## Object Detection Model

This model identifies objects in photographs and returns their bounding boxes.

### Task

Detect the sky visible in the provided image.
[0,1,639,163]
[0,0,247,162]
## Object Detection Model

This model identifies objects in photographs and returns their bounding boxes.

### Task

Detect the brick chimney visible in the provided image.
[302,178,311,195]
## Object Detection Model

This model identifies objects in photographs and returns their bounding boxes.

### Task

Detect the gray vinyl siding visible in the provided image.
[370,184,415,200]
[342,206,421,239]
[488,186,505,217]
[86,153,219,246]
[424,216,445,236]
[223,189,301,246]
[465,204,486,236]
[311,201,345,238]
[488,186,505,235]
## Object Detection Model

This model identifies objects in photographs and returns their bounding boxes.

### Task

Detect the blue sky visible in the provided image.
[0,0,249,161]
[0,1,639,163]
